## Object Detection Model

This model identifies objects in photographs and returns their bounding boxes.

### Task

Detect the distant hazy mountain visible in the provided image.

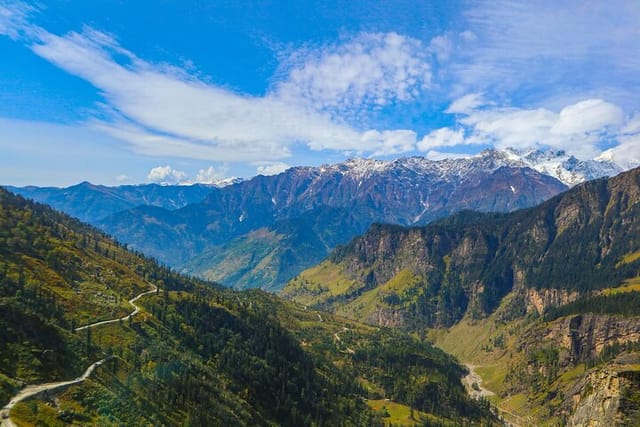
[5,181,220,223]
[98,150,567,290]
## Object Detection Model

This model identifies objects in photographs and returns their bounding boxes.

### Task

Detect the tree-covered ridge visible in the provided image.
[0,188,496,426]
[284,167,640,327]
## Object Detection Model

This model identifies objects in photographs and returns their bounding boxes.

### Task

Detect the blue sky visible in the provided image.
[1,0,639,186]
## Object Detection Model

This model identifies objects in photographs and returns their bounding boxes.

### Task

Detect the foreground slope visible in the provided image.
[0,188,496,426]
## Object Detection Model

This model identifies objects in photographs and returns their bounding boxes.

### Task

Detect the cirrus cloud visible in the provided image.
[3,11,423,164]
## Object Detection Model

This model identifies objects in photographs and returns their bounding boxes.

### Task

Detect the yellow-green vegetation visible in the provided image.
[557,363,586,383]
[11,399,67,427]
[617,251,640,267]
[284,265,427,325]
[281,260,358,305]
[602,275,640,295]
[333,269,424,321]
[367,399,439,426]
[356,377,385,398]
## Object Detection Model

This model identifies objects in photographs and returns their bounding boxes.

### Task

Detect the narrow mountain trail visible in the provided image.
[333,327,355,354]
[75,283,158,331]
[1,283,158,426]
[0,358,113,426]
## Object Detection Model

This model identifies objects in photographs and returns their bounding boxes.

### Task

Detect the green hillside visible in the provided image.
[0,188,496,426]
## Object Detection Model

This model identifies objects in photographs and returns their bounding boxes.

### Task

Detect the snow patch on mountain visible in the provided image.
[280,146,630,188]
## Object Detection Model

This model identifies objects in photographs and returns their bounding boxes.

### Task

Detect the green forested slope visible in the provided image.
[0,188,495,426]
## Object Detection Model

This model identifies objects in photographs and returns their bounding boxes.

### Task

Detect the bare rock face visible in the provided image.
[565,360,640,427]
[567,367,623,426]
[525,288,580,315]
[544,315,640,362]
[369,307,407,328]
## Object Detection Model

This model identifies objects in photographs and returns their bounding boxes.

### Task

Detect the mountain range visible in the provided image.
[283,165,640,327]
[3,156,640,425]
[6,147,628,291]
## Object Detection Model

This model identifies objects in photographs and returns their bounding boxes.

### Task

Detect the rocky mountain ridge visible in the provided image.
[283,166,640,326]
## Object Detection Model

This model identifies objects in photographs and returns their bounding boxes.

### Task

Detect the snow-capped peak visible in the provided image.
[501,147,624,186]
[309,146,628,188]
[211,177,244,188]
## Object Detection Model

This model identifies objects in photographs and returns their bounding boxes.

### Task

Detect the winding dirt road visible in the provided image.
[74,284,157,331]
[0,357,113,426]
[333,327,355,354]
[462,364,536,427]
[1,283,157,426]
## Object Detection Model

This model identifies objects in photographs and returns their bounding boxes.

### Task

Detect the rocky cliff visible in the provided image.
[566,359,640,426]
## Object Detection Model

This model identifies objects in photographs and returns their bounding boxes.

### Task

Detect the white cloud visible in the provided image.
[620,113,640,135]
[446,93,487,114]
[360,129,417,156]
[115,174,129,182]
[437,98,632,160]
[599,113,640,168]
[551,99,623,135]
[195,165,228,184]
[598,136,640,169]
[453,1,640,109]
[417,128,467,151]
[147,165,187,184]
[29,27,359,154]
[0,0,31,39]
[255,162,289,176]
[428,35,454,62]
[5,22,430,161]
[274,32,431,117]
